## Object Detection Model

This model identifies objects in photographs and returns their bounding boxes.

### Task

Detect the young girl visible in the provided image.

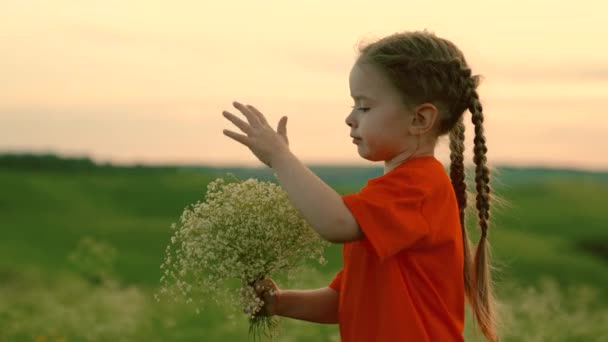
[222,30,498,342]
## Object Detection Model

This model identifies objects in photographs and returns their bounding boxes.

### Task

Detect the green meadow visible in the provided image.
[1,155,607,341]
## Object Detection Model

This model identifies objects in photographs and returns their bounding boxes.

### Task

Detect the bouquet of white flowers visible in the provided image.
[157,175,329,340]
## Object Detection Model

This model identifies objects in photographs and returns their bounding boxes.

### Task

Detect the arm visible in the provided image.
[271,150,363,243]
[275,287,339,324]
[221,102,361,242]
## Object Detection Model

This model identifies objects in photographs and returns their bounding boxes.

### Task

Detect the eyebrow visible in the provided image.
[351,95,373,101]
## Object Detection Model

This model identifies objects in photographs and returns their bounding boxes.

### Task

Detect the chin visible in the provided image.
[358,148,391,162]
[358,150,382,162]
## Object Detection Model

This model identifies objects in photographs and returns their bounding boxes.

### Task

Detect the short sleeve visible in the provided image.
[328,270,343,291]
[342,179,430,260]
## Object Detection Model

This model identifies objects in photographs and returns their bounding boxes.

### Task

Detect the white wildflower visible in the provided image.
[157,175,330,340]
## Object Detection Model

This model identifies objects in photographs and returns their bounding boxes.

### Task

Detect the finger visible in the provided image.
[223,129,251,146]
[222,111,253,135]
[233,101,261,127]
[277,116,288,137]
[278,116,289,145]
[246,104,269,126]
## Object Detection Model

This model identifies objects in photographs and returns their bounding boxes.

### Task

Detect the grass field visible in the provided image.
[1,160,607,341]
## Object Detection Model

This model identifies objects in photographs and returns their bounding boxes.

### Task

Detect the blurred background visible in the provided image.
[1,0,607,341]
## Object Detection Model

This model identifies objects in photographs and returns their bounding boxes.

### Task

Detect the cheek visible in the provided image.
[364,129,409,157]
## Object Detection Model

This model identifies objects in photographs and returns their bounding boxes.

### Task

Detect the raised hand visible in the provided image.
[222,101,289,168]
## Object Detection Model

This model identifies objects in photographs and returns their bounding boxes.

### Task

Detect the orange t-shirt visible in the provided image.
[329,156,465,341]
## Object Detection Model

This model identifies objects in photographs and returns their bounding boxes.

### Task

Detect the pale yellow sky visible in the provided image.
[1,0,607,169]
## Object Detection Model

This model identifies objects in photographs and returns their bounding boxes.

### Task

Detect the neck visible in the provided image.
[383,140,436,174]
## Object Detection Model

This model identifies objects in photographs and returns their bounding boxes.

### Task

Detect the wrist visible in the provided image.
[270,148,293,171]
[273,289,284,316]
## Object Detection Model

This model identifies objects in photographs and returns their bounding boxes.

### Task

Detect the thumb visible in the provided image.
[277,116,288,141]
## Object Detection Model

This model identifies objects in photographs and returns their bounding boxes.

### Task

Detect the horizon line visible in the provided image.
[1,151,606,173]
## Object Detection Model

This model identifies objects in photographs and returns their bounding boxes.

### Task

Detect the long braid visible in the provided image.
[470,91,498,342]
[449,118,474,302]
[357,30,500,342]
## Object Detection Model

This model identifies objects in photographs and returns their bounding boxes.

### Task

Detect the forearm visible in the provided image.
[271,150,362,242]
[275,287,339,324]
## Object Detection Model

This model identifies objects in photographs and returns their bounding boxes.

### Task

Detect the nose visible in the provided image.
[345,111,357,128]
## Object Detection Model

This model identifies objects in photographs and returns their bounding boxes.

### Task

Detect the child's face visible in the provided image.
[346,63,418,163]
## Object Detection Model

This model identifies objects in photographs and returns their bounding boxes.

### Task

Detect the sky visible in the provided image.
[1,0,607,170]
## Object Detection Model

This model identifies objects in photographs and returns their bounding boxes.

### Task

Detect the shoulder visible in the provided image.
[364,157,449,198]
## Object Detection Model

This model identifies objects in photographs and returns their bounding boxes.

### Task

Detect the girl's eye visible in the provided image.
[351,106,370,112]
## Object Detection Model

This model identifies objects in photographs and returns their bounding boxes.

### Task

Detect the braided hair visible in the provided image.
[357,30,498,342]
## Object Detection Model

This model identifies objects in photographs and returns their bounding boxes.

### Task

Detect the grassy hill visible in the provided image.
[1,154,606,341]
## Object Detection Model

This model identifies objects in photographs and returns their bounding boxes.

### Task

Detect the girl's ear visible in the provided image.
[408,103,438,135]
